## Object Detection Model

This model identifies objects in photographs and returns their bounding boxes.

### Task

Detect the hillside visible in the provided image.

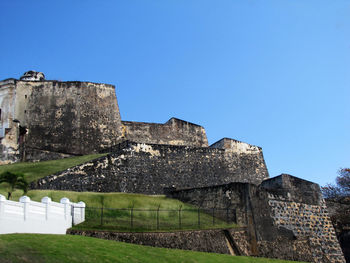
[0,234,305,263]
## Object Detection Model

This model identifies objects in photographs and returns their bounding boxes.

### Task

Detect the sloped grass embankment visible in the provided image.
[0,234,306,263]
[0,153,106,184]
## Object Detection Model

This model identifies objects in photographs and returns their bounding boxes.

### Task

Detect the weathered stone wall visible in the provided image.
[260,174,322,205]
[15,80,123,155]
[211,138,268,180]
[0,79,20,164]
[168,183,251,226]
[167,174,345,263]
[31,140,269,194]
[257,237,314,262]
[67,228,251,256]
[24,147,74,162]
[264,198,343,262]
[0,79,16,137]
[122,118,208,147]
[325,198,350,263]
[249,175,344,263]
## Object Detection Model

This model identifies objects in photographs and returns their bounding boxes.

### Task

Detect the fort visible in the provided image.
[0,71,346,262]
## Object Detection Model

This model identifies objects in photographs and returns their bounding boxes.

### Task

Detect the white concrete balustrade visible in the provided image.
[0,194,85,234]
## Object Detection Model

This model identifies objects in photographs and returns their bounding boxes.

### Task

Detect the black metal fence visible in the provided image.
[73,206,237,231]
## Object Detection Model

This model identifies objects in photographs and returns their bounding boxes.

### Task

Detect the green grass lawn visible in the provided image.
[0,234,305,263]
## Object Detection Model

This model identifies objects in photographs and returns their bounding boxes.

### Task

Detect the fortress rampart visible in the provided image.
[0,79,124,161]
[31,139,269,194]
[122,118,208,147]
[0,76,213,163]
[168,174,345,263]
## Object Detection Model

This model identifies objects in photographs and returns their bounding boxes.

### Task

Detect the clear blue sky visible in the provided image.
[1,0,349,186]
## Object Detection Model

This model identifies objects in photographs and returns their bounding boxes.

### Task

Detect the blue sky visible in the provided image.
[1,0,349,186]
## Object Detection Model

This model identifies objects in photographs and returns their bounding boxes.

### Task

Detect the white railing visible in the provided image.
[0,194,85,235]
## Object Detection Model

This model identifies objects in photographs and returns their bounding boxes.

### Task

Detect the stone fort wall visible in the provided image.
[17,80,124,156]
[121,118,208,147]
[0,77,216,163]
[31,139,269,194]
[0,79,124,162]
[168,174,345,263]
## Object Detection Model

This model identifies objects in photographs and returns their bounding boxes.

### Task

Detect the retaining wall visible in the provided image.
[67,228,251,256]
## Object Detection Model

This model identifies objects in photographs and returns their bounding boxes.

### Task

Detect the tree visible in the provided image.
[0,171,28,200]
[322,168,350,199]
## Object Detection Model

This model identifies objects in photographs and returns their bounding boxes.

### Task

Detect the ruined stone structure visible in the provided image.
[0,72,346,262]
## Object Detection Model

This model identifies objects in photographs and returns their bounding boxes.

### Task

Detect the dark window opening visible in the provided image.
[18,126,27,145]
[25,95,27,99]
[19,126,27,136]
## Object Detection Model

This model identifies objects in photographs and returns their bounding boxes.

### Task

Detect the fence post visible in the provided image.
[78,201,86,223]
[0,194,6,218]
[72,205,75,226]
[179,205,182,229]
[60,197,73,221]
[100,207,104,226]
[41,196,52,220]
[130,205,134,229]
[212,207,215,226]
[60,197,74,227]
[20,196,31,221]
[197,207,200,229]
[157,204,160,230]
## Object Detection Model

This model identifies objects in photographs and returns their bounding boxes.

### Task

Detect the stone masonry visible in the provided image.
[31,140,269,194]
[168,174,345,263]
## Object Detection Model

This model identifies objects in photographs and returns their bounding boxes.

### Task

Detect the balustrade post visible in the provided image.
[77,201,86,223]
[19,196,31,221]
[60,197,71,221]
[41,196,52,220]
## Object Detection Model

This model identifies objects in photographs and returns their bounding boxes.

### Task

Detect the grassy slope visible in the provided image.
[0,154,105,196]
[0,153,105,183]
[0,234,305,263]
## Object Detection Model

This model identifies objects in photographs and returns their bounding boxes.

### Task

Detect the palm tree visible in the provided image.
[0,171,28,200]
